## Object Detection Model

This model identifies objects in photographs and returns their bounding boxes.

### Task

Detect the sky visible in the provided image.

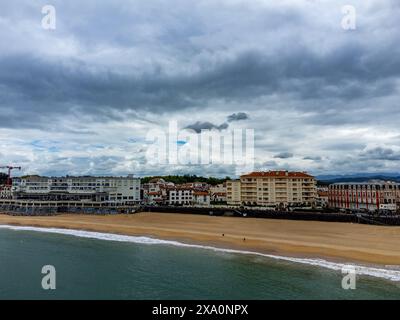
[0,0,399,178]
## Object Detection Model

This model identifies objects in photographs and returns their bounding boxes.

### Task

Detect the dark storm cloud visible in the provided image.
[1,0,400,176]
[303,156,322,161]
[1,10,400,129]
[322,142,366,152]
[274,152,294,159]
[184,121,228,134]
[360,147,400,161]
[227,112,249,122]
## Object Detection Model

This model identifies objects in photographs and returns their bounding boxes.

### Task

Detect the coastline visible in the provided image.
[1,212,400,268]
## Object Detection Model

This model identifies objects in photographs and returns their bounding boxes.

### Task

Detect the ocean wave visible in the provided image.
[1,224,400,282]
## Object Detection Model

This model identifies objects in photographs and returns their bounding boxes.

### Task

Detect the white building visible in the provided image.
[226,180,241,205]
[316,187,329,208]
[0,185,12,199]
[12,175,141,204]
[210,183,226,203]
[193,191,211,206]
[168,188,194,205]
[167,187,211,206]
[142,178,174,205]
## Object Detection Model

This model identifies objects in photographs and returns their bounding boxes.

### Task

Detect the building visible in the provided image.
[11,175,141,204]
[0,185,12,199]
[328,181,400,212]
[210,183,227,203]
[226,180,241,205]
[142,179,211,206]
[316,189,329,208]
[226,171,316,207]
[193,191,211,206]
[168,188,194,206]
[142,178,174,205]
[181,182,210,190]
[167,186,211,206]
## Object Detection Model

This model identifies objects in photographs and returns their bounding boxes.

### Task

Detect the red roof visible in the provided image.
[148,192,162,196]
[213,192,226,196]
[241,171,314,178]
[194,191,209,196]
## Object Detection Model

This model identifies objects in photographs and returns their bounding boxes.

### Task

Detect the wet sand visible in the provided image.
[1,212,400,266]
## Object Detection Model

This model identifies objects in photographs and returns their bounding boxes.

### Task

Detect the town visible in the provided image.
[0,166,399,219]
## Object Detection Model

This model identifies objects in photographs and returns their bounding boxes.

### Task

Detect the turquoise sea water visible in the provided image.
[0,227,399,300]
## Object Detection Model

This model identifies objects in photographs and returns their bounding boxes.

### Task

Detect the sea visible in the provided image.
[0,225,399,300]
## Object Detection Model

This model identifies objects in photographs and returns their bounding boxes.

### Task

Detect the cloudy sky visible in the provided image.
[0,0,399,177]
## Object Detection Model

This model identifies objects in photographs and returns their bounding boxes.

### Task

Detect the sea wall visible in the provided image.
[1,202,400,226]
[143,205,400,226]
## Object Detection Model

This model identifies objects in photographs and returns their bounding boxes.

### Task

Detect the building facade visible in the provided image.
[168,188,194,205]
[226,180,241,205]
[210,183,227,203]
[167,188,211,206]
[11,175,141,204]
[193,191,211,206]
[227,171,316,207]
[328,181,400,212]
[142,178,174,205]
[316,189,329,208]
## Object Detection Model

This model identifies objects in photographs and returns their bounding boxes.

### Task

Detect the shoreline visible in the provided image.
[2,223,400,282]
[1,212,400,268]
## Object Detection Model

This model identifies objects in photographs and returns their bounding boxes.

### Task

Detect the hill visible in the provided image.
[141,175,230,186]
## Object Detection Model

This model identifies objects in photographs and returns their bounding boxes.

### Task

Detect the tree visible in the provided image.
[141,175,230,186]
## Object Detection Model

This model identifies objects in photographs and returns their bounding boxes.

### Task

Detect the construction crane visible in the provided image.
[0,166,21,186]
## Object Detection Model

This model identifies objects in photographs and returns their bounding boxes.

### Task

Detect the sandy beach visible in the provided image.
[1,212,400,266]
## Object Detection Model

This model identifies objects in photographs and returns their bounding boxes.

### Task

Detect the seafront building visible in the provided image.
[316,187,329,208]
[142,178,174,205]
[328,181,400,212]
[210,183,227,203]
[2,170,399,213]
[167,187,210,206]
[168,188,194,205]
[0,185,12,199]
[226,180,241,205]
[226,171,317,207]
[10,175,141,205]
[141,178,211,206]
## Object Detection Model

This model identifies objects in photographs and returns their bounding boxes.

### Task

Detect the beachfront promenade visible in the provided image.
[1,198,400,226]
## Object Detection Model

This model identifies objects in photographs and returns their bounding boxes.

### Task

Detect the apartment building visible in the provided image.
[210,183,227,203]
[316,189,329,208]
[11,175,141,204]
[167,187,211,206]
[227,171,316,207]
[328,181,400,212]
[193,191,211,206]
[168,188,194,205]
[226,180,241,205]
[142,178,174,204]
[0,185,12,199]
